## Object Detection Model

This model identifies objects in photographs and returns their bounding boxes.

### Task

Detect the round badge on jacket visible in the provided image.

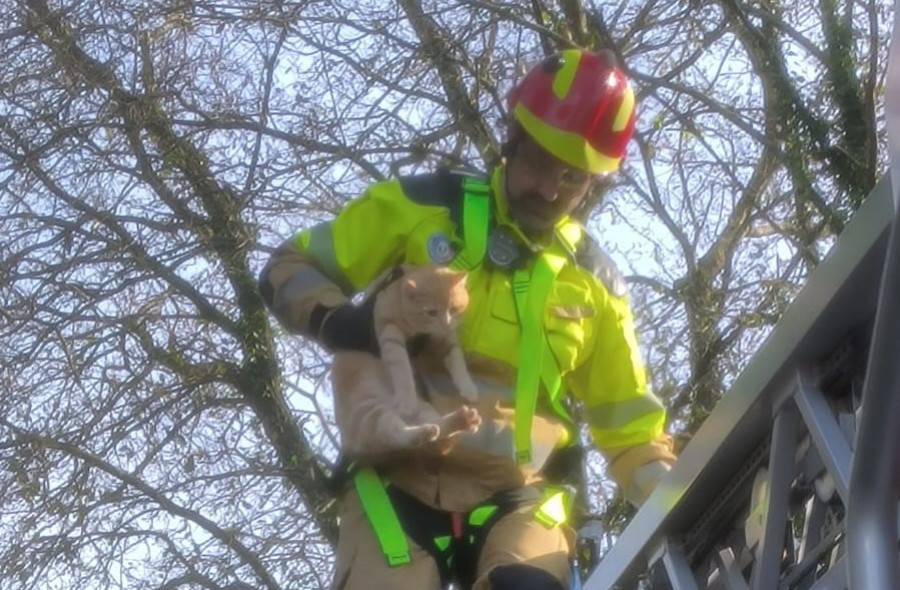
[487,227,520,268]
[427,232,456,264]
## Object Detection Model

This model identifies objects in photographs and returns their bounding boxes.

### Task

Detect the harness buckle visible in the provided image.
[386,551,412,567]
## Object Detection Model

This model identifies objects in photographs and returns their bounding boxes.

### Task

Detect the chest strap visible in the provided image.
[512,253,566,464]
[451,176,571,465]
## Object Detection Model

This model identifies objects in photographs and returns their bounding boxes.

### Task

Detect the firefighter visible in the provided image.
[259,49,676,590]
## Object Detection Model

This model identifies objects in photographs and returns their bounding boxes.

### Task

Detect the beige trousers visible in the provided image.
[331,486,573,590]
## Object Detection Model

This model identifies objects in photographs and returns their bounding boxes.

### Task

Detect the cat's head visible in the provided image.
[400,265,469,335]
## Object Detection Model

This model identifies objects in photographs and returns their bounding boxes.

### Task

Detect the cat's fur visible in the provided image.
[331,264,481,456]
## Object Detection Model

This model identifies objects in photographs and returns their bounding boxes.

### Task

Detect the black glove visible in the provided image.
[312,298,378,354]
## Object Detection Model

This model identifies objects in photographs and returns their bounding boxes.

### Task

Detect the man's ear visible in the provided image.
[501,120,525,160]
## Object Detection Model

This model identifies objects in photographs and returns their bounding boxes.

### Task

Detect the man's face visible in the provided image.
[504,134,595,237]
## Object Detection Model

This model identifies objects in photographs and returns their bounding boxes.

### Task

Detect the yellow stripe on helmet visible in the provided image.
[612,83,635,132]
[551,49,582,100]
[513,103,622,174]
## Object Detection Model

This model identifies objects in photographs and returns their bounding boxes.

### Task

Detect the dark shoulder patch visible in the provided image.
[398,168,487,230]
[399,169,463,227]
[575,232,628,298]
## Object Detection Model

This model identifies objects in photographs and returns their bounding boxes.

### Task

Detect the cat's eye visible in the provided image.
[427,309,439,318]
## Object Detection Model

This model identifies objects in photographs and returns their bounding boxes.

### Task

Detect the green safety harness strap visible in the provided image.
[352,468,412,566]
[512,252,567,464]
[450,177,491,271]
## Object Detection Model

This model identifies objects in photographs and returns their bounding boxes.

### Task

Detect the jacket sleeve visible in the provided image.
[565,264,676,491]
[258,179,445,337]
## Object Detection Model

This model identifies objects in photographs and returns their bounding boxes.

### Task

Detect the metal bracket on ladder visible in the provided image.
[583,174,899,590]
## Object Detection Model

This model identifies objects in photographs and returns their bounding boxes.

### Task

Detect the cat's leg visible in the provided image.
[378,324,422,418]
[348,400,440,453]
[443,343,479,402]
[384,420,441,450]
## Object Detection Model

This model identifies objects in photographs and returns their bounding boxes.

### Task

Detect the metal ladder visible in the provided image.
[583,2,900,586]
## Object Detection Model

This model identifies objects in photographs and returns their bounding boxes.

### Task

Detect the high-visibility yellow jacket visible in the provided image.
[260,166,675,508]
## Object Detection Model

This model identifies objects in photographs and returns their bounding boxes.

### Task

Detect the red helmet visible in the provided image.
[507,49,636,174]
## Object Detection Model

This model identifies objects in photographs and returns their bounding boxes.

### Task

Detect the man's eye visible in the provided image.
[561,170,588,187]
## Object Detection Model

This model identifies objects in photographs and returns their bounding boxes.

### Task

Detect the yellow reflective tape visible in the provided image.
[612,83,635,132]
[535,490,569,528]
[513,103,621,174]
[551,49,582,100]
[278,268,334,304]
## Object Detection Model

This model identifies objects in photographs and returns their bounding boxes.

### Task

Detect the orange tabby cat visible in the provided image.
[331,264,481,456]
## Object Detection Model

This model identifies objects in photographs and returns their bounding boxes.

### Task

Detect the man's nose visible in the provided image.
[534,173,560,202]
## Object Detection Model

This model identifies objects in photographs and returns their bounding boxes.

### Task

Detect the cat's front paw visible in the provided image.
[459,405,482,433]
[442,405,481,435]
